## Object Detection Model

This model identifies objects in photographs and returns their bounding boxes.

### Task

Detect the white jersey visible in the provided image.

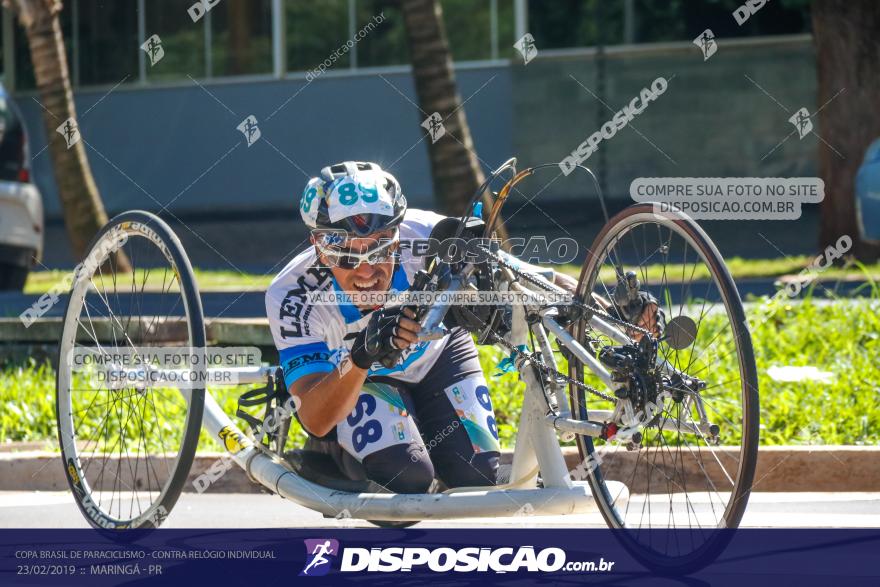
[266,208,449,389]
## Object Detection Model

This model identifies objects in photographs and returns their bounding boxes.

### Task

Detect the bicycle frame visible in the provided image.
[104,261,720,522]
[190,261,722,522]
[54,185,753,568]
[190,268,638,522]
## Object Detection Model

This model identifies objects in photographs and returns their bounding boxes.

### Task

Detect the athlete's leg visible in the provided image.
[412,329,501,488]
[331,380,434,493]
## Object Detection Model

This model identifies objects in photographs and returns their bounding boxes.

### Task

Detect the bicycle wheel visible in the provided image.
[56,210,205,530]
[570,203,759,573]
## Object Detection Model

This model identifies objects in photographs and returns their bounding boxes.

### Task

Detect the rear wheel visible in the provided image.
[571,203,759,573]
[56,210,205,529]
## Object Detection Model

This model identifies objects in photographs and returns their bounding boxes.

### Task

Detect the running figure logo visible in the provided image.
[300,538,339,576]
[237,115,262,147]
[56,117,80,149]
[421,112,446,143]
[140,34,165,66]
[693,29,717,61]
[788,107,813,139]
[513,33,538,65]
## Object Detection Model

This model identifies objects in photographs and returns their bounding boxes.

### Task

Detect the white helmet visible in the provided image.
[299,161,407,237]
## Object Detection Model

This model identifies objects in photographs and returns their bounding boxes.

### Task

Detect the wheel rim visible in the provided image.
[573,208,758,564]
[57,216,203,529]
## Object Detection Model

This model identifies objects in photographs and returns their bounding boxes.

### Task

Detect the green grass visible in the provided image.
[557,255,880,284]
[0,363,250,454]
[23,256,880,294]
[745,292,880,445]
[23,269,275,294]
[3,291,879,451]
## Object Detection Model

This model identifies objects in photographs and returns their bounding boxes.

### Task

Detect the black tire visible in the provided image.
[56,210,205,530]
[570,203,759,573]
[368,520,419,529]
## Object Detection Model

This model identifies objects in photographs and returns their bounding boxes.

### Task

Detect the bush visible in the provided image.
[2,294,878,451]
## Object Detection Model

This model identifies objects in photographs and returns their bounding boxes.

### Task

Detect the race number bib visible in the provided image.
[336,383,419,460]
[443,377,501,454]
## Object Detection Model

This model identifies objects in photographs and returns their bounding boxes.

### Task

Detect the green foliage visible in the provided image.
[477,344,526,447]
[24,257,880,295]
[3,294,879,451]
[527,0,812,49]
[0,362,256,454]
[556,256,880,283]
[23,269,276,295]
[0,362,57,443]
[747,290,880,445]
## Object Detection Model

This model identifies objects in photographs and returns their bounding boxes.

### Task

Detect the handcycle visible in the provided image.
[55,158,758,573]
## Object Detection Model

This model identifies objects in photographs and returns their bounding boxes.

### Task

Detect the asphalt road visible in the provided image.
[2,491,879,529]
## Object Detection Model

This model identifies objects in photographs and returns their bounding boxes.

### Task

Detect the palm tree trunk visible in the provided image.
[227,0,252,75]
[812,0,880,261]
[400,0,506,239]
[4,0,129,269]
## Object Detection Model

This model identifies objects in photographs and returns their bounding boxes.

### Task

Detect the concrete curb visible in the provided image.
[2,446,876,494]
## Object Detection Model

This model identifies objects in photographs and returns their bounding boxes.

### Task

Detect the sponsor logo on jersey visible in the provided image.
[278,267,332,339]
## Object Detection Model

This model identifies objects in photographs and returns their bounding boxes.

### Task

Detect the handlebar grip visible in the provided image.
[375,266,454,370]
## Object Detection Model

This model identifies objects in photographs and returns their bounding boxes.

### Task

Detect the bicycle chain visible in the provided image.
[468,247,654,404]
[486,248,652,338]
[488,330,618,404]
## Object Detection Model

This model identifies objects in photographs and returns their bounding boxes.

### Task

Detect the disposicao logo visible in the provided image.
[300,539,339,576]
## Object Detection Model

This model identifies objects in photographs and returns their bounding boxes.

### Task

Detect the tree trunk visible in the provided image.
[227,0,251,76]
[4,0,128,268]
[400,0,506,238]
[812,0,880,261]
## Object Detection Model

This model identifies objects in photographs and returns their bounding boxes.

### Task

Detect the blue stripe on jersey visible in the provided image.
[279,342,336,388]
[330,277,362,324]
[390,264,410,292]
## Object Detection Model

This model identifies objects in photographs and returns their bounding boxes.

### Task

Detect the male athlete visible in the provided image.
[266,161,661,493]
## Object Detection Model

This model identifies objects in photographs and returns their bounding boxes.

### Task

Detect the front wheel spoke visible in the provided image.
[59,220,203,529]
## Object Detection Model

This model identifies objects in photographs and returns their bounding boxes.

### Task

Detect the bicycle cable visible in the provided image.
[461,246,656,405]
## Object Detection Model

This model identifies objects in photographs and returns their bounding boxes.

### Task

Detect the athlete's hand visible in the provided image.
[591,290,666,342]
[623,292,665,341]
[552,270,665,340]
[634,299,664,341]
[552,271,579,293]
[347,306,421,369]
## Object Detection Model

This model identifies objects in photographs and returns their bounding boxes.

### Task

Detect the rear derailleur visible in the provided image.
[598,336,665,450]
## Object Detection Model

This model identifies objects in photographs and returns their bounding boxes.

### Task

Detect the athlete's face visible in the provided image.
[314,230,397,310]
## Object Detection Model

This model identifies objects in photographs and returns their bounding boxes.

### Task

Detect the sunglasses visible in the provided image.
[315,230,399,270]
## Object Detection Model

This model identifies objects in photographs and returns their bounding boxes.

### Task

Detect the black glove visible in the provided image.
[346,306,411,370]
